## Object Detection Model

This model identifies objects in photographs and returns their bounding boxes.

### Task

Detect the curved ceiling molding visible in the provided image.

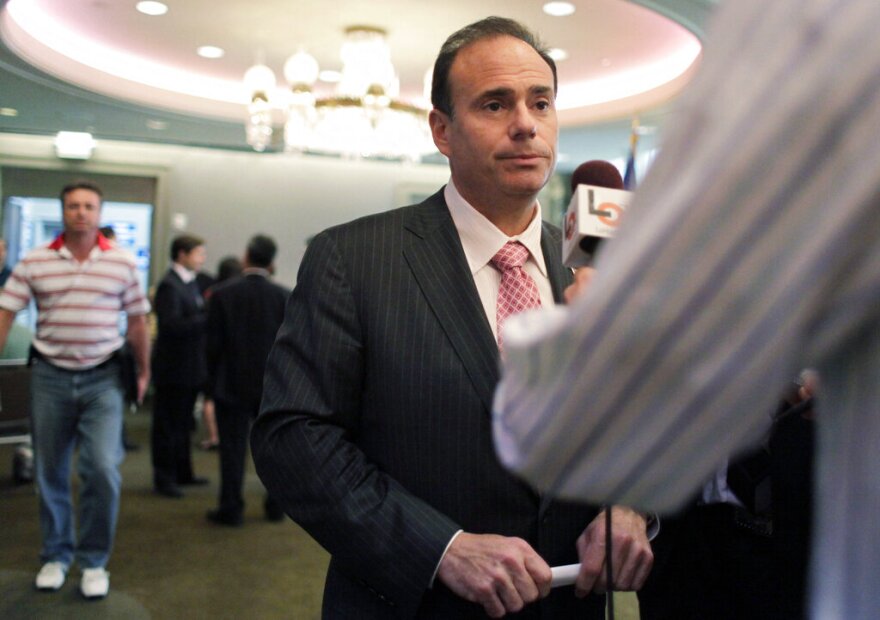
[630,0,720,40]
[1,0,702,127]
[1,1,247,120]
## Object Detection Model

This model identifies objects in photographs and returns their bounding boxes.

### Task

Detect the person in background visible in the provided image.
[214,255,243,287]
[205,235,288,526]
[0,181,150,599]
[198,255,243,451]
[98,226,116,243]
[150,234,209,498]
[251,17,653,619]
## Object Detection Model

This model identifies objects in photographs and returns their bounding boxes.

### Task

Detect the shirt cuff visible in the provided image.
[429,529,464,588]
[645,513,660,541]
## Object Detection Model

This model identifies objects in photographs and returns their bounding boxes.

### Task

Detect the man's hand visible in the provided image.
[575,506,653,596]
[125,313,151,404]
[136,371,150,405]
[563,267,595,305]
[0,308,16,355]
[437,532,552,618]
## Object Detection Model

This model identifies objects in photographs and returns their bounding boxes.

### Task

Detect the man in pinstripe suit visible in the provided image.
[252,17,653,618]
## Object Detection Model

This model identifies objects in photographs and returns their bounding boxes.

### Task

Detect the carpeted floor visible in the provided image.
[0,405,639,619]
[0,406,328,619]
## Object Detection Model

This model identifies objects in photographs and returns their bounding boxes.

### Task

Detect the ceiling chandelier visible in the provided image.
[243,26,436,162]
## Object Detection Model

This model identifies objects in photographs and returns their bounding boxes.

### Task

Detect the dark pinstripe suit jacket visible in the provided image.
[251,189,603,619]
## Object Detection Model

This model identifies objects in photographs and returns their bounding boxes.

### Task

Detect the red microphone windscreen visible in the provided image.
[570,160,625,192]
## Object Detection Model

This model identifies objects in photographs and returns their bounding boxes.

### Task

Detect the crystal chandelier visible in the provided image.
[243,26,436,161]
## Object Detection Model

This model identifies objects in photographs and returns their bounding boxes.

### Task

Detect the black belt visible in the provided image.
[29,346,121,372]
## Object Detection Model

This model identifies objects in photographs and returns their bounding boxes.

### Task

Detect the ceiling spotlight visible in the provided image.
[197,46,225,59]
[135,1,169,16]
[54,131,95,160]
[543,2,576,17]
[146,119,168,130]
[0,107,19,117]
[547,48,569,62]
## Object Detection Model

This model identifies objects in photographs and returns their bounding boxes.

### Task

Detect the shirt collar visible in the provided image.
[242,267,271,278]
[172,262,196,283]
[444,179,547,277]
[48,232,112,253]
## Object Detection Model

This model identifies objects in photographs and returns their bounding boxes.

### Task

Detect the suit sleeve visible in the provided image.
[154,279,206,337]
[251,232,459,617]
[204,294,223,400]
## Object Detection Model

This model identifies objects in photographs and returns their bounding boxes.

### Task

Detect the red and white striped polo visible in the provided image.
[0,233,150,370]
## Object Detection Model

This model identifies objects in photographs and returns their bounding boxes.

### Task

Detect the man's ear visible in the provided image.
[429,109,452,158]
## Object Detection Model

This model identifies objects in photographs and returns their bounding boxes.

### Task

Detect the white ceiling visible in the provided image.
[0,0,719,166]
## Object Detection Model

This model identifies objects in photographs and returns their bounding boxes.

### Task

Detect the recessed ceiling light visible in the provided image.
[547,48,569,62]
[197,45,225,59]
[543,2,576,17]
[319,70,342,83]
[146,119,168,130]
[0,107,18,117]
[54,131,95,160]
[136,1,168,16]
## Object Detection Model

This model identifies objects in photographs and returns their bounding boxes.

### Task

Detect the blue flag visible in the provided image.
[624,125,638,190]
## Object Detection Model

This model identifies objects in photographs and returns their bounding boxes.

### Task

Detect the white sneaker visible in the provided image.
[80,567,109,599]
[35,561,67,591]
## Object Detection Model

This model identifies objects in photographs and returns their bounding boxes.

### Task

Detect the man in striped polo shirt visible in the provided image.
[0,181,151,600]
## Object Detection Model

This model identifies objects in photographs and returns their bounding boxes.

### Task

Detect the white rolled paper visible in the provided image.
[550,563,580,588]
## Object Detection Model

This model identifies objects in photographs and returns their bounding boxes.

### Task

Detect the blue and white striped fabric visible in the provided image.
[493,1,880,617]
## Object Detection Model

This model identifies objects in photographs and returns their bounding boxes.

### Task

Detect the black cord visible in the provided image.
[605,505,614,619]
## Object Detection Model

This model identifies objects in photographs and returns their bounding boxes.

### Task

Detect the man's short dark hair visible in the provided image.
[246,234,277,269]
[431,16,557,118]
[216,255,243,282]
[60,180,103,205]
[170,234,205,262]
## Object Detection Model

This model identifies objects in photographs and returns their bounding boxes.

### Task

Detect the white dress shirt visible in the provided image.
[444,180,553,342]
[172,262,196,284]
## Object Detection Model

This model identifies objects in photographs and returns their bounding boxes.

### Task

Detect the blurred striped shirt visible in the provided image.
[0,234,149,369]
[493,1,880,618]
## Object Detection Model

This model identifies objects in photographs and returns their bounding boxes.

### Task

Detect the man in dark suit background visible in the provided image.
[204,234,288,526]
[251,17,653,619]
[151,234,209,498]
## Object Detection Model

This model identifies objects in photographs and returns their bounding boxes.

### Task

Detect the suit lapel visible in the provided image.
[401,198,575,416]
[402,192,500,414]
[404,196,573,513]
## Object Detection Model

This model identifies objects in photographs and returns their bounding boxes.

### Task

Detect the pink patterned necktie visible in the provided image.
[491,241,542,352]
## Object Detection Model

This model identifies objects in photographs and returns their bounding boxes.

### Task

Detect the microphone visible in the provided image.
[562,160,633,268]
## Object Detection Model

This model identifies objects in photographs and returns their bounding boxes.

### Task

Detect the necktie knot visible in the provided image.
[491,241,530,272]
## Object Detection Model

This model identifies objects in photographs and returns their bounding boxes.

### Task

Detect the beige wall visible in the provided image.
[0,133,451,288]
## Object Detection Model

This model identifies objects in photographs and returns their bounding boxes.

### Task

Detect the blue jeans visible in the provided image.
[30,356,124,569]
